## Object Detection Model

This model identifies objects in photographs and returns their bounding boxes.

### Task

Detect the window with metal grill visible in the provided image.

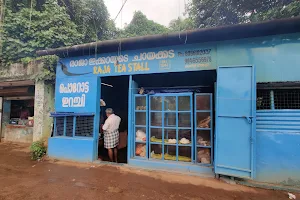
[274,89,300,109]
[53,114,94,137]
[75,116,94,137]
[257,90,271,110]
[55,117,64,136]
[66,116,74,137]
[257,88,300,110]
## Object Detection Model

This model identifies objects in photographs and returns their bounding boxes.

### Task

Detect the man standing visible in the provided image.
[102,108,121,162]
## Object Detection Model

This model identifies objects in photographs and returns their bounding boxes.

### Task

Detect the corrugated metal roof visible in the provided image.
[37,17,300,57]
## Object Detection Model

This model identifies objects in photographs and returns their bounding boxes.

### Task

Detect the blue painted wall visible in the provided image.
[49,32,300,185]
[49,76,101,162]
[58,33,300,83]
[256,110,300,185]
[48,137,95,162]
[217,33,300,82]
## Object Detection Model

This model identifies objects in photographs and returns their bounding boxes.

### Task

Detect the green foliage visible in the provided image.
[21,55,58,82]
[120,11,169,38]
[250,1,300,22]
[30,141,47,160]
[188,0,300,28]
[1,0,82,66]
[169,17,195,32]
[102,19,120,40]
[61,0,109,42]
[188,0,240,28]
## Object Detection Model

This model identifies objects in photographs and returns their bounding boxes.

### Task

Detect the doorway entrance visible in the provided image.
[98,76,129,163]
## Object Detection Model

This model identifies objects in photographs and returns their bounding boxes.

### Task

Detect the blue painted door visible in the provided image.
[215,66,256,179]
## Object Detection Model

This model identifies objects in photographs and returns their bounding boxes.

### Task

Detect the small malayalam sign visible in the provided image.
[55,77,98,112]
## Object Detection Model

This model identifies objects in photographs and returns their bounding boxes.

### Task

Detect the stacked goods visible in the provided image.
[197,136,210,146]
[136,106,146,110]
[197,116,211,128]
[167,139,176,144]
[136,130,146,142]
[150,152,191,162]
[179,138,191,144]
[136,144,146,157]
[197,149,211,164]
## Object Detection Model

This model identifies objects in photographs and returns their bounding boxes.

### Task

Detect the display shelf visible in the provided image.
[135,141,146,144]
[196,145,212,148]
[135,125,146,128]
[149,93,193,163]
[194,93,213,165]
[196,128,211,130]
[134,95,148,159]
[195,110,211,112]
[149,141,163,145]
[178,143,193,147]
[134,110,147,112]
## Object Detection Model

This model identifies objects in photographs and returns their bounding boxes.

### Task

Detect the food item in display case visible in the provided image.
[136,130,146,142]
[165,154,191,162]
[197,149,211,164]
[179,138,190,144]
[150,152,191,162]
[136,106,146,110]
[197,136,210,146]
[167,139,176,144]
[198,116,211,128]
[150,136,167,143]
[136,144,146,157]
[150,151,162,159]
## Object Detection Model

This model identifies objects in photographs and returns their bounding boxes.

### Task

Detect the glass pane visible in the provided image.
[178,96,191,111]
[164,112,176,127]
[135,143,146,157]
[135,127,146,142]
[178,129,191,144]
[150,128,162,142]
[164,129,176,144]
[196,112,211,128]
[135,96,146,110]
[197,148,211,164]
[151,112,162,126]
[164,146,176,161]
[150,96,162,110]
[196,95,211,110]
[164,96,176,111]
[178,113,191,127]
[135,112,146,125]
[197,130,211,146]
[150,144,162,160]
[178,146,192,162]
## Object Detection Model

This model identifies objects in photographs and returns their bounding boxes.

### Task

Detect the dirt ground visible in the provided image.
[0,142,293,200]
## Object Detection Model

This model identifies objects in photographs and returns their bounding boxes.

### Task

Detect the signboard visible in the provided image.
[57,43,217,78]
[55,76,99,113]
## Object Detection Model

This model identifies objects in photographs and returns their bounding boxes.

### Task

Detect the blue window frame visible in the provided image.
[149,93,193,162]
[132,93,213,165]
[133,95,149,159]
[50,112,95,138]
[194,93,213,166]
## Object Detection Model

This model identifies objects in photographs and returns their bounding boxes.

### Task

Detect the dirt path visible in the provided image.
[0,142,292,200]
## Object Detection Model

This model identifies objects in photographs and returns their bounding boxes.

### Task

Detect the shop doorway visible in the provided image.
[130,70,216,167]
[98,76,129,163]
